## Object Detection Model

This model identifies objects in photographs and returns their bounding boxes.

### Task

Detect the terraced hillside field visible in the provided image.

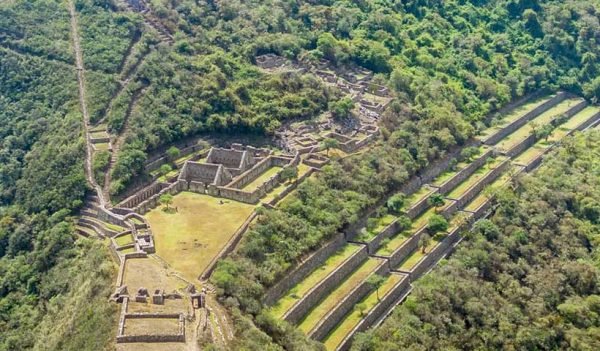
[265,92,600,351]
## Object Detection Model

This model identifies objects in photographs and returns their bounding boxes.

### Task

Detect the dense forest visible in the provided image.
[0,0,599,350]
[353,132,600,350]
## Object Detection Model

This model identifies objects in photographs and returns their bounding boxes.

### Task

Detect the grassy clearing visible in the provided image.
[119,247,136,254]
[446,157,505,199]
[145,192,255,281]
[124,317,180,336]
[241,166,282,191]
[479,95,555,139]
[298,258,383,334]
[513,142,551,166]
[94,142,109,151]
[270,244,362,319]
[323,274,404,350]
[496,98,583,152]
[114,234,134,247]
[104,222,125,232]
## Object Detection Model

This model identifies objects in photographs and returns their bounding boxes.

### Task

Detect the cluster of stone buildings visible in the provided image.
[255,54,389,155]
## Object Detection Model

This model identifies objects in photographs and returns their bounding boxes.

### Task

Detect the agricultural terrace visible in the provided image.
[145,192,255,281]
[322,273,404,350]
[496,98,584,153]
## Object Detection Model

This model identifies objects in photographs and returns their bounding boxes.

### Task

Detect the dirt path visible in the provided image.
[68,0,106,207]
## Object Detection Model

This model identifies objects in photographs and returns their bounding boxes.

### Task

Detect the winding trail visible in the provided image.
[68,0,106,207]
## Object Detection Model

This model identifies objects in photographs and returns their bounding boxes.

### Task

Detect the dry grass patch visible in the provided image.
[145,192,255,281]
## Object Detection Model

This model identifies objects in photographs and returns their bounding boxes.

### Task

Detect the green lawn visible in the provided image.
[145,192,255,281]
[323,274,404,350]
[479,95,555,140]
[270,244,362,319]
[496,98,583,152]
[119,247,136,254]
[130,217,144,225]
[104,222,125,232]
[298,258,383,334]
[513,142,551,166]
[241,166,282,191]
[114,233,134,247]
[447,157,506,200]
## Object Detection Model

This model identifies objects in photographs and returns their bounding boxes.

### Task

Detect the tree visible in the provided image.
[418,233,432,254]
[356,303,368,317]
[321,138,339,156]
[330,97,355,120]
[159,163,173,176]
[428,193,445,212]
[427,214,448,235]
[166,146,181,162]
[366,274,386,301]
[460,146,480,162]
[387,194,405,214]
[280,166,298,184]
[160,194,174,211]
[535,124,554,142]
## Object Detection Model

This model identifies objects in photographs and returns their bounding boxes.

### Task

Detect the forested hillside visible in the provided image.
[353,131,600,351]
[0,0,599,350]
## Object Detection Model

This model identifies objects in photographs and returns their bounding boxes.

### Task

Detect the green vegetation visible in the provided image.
[447,157,506,199]
[323,274,403,350]
[298,258,382,334]
[354,132,600,351]
[270,244,362,319]
[241,166,282,192]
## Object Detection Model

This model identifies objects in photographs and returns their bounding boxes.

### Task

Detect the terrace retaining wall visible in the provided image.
[401,224,464,281]
[419,143,477,185]
[437,148,493,195]
[337,273,411,351]
[310,259,390,341]
[361,220,406,254]
[404,187,438,220]
[386,226,428,268]
[483,92,568,145]
[284,244,369,324]
[264,232,346,305]
[445,159,509,214]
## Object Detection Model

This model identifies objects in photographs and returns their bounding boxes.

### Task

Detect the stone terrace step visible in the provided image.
[297,258,385,337]
[271,243,363,320]
[323,272,410,351]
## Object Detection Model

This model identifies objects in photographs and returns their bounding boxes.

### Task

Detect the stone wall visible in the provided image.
[419,143,476,185]
[437,148,493,195]
[482,92,568,145]
[228,156,292,189]
[284,244,369,324]
[386,226,428,268]
[405,187,438,219]
[403,224,464,281]
[118,182,170,209]
[337,273,411,351]
[264,232,346,305]
[449,159,509,212]
[116,313,185,343]
[361,220,406,254]
[200,211,258,280]
[310,259,389,341]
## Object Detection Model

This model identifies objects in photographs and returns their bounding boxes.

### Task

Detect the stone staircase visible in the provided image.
[121,0,174,44]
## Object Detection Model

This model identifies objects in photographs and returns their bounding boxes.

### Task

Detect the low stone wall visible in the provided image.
[403,224,464,281]
[337,273,411,351]
[576,111,600,131]
[405,187,438,220]
[116,313,185,343]
[228,156,277,189]
[419,142,476,185]
[266,167,316,206]
[437,148,493,195]
[449,159,509,212]
[200,211,258,280]
[310,259,389,341]
[386,226,427,268]
[482,92,568,145]
[263,232,346,306]
[284,244,369,324]
[360,219,406,254]
[118,182,170,209]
